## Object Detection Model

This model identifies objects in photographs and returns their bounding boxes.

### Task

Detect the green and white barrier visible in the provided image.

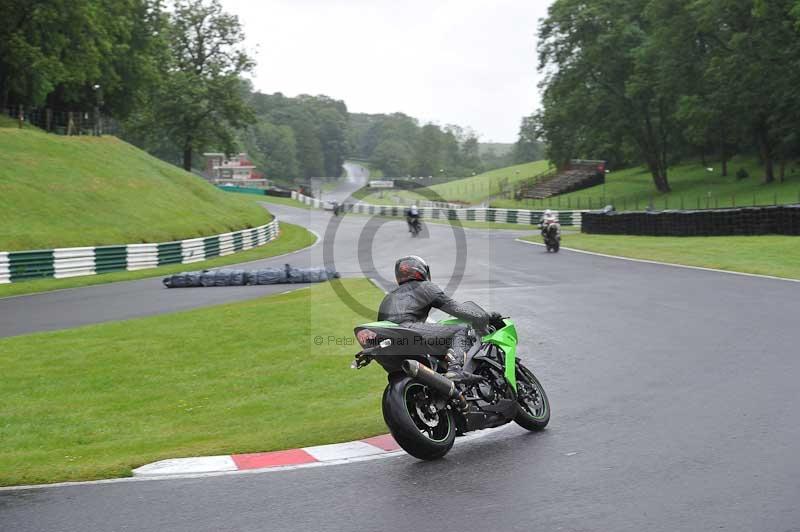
[290,191,584,228]
[0,252,9,284]
[0,220,279,284]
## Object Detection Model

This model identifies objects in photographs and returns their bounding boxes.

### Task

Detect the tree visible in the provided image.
[0,0,165,116]
[242,121,299,180]
[460,133,482,172]
[691,0,800,183]
[371,138,413,176]
[414,124,444,177]
[537,0,682,191]
[131,0,254,171]
[291,116,324,178]
[513,115,544,164]
[247,92,349,179]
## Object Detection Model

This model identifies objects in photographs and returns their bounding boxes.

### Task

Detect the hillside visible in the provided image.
[491,156,800,210]
[0,126,271,251]
[354,160,550,205]
[478,142,513,156]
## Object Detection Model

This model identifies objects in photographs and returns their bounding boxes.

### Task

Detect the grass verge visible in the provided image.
[353,160,550,205]
[521,233,800,280]
[0,278,387,486]
[0,128,270,250]
[256,196,313,209]
[0,222,316,299]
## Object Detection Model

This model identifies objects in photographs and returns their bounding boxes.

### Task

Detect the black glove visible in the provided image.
[474,312,502,335]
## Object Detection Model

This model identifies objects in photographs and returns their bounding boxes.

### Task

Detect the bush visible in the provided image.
[736,167,749,180]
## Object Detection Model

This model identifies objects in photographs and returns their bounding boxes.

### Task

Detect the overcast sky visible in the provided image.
[220,0,554,143]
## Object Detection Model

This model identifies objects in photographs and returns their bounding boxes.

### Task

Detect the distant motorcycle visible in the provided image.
[542,221,561,252]
[407,216,422,237]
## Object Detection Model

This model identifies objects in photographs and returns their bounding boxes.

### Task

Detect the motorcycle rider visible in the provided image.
[377,256,499,383]
[540,209,558,237]
[405,204,420,233]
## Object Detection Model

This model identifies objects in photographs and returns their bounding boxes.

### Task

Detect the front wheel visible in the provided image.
[513,362,550,431]
[383,375,456,460]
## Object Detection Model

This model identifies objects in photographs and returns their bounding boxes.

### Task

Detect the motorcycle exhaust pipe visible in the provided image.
[402,360,458,398]
[402,360,469,413]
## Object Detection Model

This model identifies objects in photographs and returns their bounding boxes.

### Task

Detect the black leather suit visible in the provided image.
[377,280,488,358]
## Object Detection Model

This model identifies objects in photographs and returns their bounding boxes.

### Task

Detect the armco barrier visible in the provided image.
[581,205,800,236]
[0,220,279,284]
[289,191,584,228]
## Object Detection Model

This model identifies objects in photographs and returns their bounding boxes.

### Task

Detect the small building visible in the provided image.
[203,152,271,188]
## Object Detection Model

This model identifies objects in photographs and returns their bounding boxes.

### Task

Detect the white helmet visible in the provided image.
[544,209,553,217]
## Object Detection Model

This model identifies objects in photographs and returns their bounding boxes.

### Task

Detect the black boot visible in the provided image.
[444,349,481,383]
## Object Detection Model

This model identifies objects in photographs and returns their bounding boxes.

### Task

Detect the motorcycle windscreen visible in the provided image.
[458,301,487,315]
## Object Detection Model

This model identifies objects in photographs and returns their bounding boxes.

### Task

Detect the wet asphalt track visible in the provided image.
[2,174,800,531]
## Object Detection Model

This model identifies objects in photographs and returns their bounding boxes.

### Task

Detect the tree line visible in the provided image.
[2,0,256,172]
[532,0,800,192]
[349,112,544,178]
[2,0,544,182]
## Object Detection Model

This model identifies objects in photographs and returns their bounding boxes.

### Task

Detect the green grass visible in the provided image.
[0,128,271,250]
[0,114,43,130]
[521,233,800,280]
[493,156,800,210]
[353,160,551,206]
[256,195,313,209]
[0,278,387,486]
[0,222,316,299]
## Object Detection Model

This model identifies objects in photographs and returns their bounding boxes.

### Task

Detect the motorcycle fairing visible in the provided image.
[482,319,518,390]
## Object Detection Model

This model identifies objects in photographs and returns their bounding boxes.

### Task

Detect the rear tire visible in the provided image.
[513,362,550,431]
[383,375,456,460]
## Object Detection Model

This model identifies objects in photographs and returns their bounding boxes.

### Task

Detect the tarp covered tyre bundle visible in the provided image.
[287,266,340,283]
[200,270,216,287]
[162,271,202,288]
[255,268,287,285]
[163,265,338,288]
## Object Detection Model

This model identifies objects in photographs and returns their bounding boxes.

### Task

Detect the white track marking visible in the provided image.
[303,441,386,461]
[132,456,237,477]
[515,238,800,283]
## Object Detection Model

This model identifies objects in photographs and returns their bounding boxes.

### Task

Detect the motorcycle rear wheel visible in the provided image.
[383,374,456,460]
[513,362,550,431]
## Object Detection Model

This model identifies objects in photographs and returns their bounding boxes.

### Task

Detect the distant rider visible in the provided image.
[405,204,420,233]
[377,256,500,383]
[540,209,558,237]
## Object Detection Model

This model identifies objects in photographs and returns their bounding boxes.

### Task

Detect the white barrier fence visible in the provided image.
[1,219,280,284]
[290,192,584,227]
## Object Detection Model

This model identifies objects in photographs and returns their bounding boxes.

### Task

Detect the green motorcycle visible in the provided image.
[352,302,550,460]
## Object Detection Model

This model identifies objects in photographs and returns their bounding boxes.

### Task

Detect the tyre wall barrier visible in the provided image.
[581,205,800,236]
[0,220,279,284]
[289,192,584,228]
